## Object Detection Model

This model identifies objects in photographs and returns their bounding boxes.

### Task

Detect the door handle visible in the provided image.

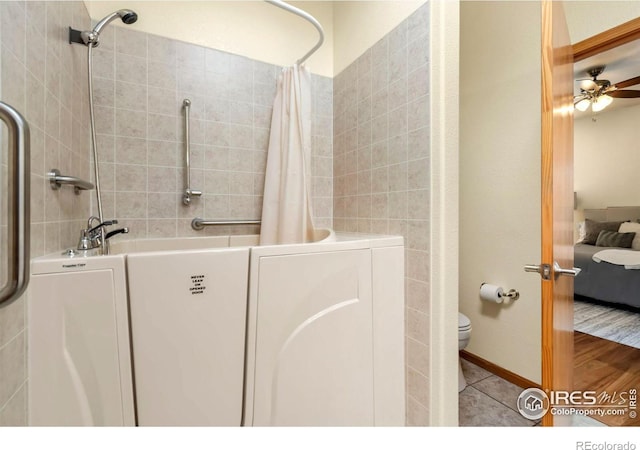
[553,261,581,278]
[524,263,551,280]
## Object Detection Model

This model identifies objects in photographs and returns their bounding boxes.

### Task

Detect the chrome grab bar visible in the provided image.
[48,168,94,194]
[191,218,261,231]
[0,102,30,308]
[182,99,201,205]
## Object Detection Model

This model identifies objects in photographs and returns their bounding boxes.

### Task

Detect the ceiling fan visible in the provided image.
[574,65,640,112]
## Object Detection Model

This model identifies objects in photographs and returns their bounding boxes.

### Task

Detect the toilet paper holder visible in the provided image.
[480,283,520,302]
[501,289,520,301]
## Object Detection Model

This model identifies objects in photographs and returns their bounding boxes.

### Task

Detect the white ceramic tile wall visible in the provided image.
[333,4,430,425]
[91,28,333,238]
[0,1,92,425]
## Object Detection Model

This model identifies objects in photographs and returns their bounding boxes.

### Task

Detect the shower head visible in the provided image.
[81,9,138,46]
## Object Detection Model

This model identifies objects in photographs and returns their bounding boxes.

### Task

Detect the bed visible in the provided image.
[574,206,640,309]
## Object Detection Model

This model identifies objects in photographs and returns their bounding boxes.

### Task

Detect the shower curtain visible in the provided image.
[260,65,316,245]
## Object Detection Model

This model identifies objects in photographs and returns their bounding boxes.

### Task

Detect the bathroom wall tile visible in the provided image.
[115,136,147,165]
[204,170,230,195]
[204,194,229,218]
[229,172,253,196]
[0,332,25,411]
[97,163,115,192]
[407,307,429,345]
[148,140,178,167]
[116,27,147,59]
[1,49,25,116]
[408,126,429,161]
[147,34,176,65]
[148,193,176,219]
[118,219,146,240]
[95,134,115,163]
[115,164,147,192]
[389,134,408,165]
[1,1,26,62]
[388,76,408,111]
[25,73,45,129]
[116,108,146,138]
[148,87,178,116]
[407,337,428,376]
[92,49,115,80]
[116,81,148,112]
[407,366,429,406]
[408,36,429,74]
[408,158,429,190]
[408,3,429,43]
[0,298,24,350]
[229,195,255,219]
[148,61,176,90]
[406,395,429,426]
[115,192,147,218]
[407,279,429,313]
[44,95,62,141]
[176,41,205,71]
[148,166,178,193]
[148,219,177,238]
[94,105,115,136]
[0,382,26,426]
[147,113,177,142]
[115,53,147,84]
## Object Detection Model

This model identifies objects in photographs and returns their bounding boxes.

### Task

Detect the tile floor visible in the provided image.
[458,358,607,427]
[458,359,538,426]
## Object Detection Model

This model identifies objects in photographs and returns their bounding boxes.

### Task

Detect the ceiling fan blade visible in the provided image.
[608,90,640,98]
[614,75,640,89]
[578,79,598,91]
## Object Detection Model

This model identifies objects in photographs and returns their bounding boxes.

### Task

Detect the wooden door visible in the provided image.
[541,0,575,427]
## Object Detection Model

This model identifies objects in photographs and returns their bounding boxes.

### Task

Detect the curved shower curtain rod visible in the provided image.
[264,0,325,65]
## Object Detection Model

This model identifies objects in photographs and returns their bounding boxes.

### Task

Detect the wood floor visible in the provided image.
[574,331,640,427]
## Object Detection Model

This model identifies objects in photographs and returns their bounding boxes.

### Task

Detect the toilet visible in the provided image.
[458,312,472,392]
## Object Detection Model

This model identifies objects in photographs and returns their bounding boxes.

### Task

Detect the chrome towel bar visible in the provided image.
[0,102,30,309]
[48,168,94,194]
[191,218,261,231]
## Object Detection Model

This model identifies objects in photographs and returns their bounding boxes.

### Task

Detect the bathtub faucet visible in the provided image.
[77,216,127,253]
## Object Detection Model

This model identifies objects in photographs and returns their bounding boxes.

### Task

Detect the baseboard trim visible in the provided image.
[460,350,540,390]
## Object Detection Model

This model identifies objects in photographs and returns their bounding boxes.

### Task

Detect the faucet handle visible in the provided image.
[88,219,118,235]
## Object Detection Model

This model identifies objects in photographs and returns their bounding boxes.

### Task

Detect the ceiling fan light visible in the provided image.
[579,79,598,91]
[591,94,613,112]
[574,98,590,112]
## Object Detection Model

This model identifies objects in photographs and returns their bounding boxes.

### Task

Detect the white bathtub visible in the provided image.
[29,231,405,426]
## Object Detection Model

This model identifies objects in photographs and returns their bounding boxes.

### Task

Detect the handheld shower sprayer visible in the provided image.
[80,9,138,47]
[68,8,138,253]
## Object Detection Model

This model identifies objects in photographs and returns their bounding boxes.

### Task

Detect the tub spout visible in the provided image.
[105,228,129,240]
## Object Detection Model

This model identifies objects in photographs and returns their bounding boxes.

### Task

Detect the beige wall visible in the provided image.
[460,1,542,383]
[575,104,640,210]
[332,0,427,75]
[84,1,335,76]
[565,1,640,43]
[85,1,428,77]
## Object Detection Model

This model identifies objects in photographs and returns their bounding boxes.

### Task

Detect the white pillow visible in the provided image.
[618,222,640,250]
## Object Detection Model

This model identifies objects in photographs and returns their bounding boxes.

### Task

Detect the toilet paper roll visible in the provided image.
[480,283,504,304]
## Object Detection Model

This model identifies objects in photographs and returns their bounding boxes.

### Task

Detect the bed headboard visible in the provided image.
[584,206,640,222]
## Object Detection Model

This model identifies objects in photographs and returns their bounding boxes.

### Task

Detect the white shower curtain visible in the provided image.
[260,65,316,245]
